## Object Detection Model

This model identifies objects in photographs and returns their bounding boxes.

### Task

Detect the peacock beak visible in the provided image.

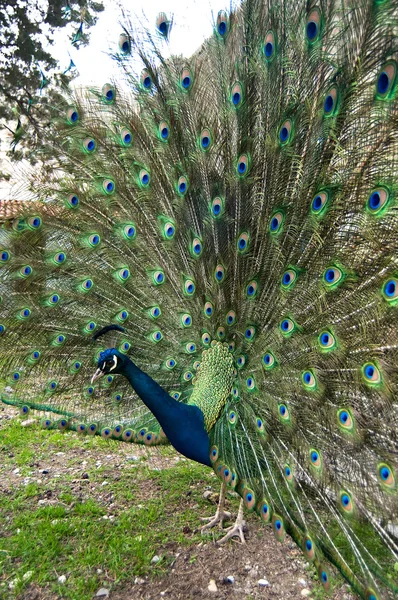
[91,368,104,384]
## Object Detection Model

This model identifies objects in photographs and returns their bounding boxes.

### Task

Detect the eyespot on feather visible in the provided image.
[102,83,115,103]
[214,264,225,283]
[83,137,96,154]
[180,67,193,91]
[118,33,130,54]
[216,10,229,38]
[322,265,345,289]
[226,310,236,326]
[66,106,79,124]
[183,276,196,296]
[158,120,170,141]
[311,190,330,216]
[264,31,276,61]
[210,196,224,217]
[140,69,152,90]
[138,169,150,188]
[361,361,382,387]
[177,176,189,196]
[323,86,339,116]
[381,277,398,304]
[376,61,397,100]
[120,127,132,146]
[272,515,286,542]
[231,82,243,107]
[156,12,171,37]
[200,128,212,151]
[278,120,293,145]
[269,211,284,235]
[366,187,391,216]
[236,153,250,177]
[306,8,322,43]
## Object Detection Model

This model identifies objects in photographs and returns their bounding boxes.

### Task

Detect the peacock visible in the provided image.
[0,0,397,597]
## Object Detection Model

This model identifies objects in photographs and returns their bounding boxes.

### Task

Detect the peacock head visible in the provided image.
[91,348,127,383]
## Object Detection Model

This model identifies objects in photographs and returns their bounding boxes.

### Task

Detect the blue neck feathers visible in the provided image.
[121,357,211,467]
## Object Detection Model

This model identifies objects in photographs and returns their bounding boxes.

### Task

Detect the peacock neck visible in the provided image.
[121,357,212,466]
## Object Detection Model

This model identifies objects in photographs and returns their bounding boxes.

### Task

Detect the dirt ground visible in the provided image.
[0,407,355,600]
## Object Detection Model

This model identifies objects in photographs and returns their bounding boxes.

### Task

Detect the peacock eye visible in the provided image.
[264,31,276,61]
[191,237,202,257]
[281,268,298,290]
[88,233,101,247]
[152,270,165,285]
[361,361,382,386]
[269,211,284,234]
[141,70,152,90]
[231,82,243,107]
[210,196,224,218]
[301,370,317,390]
[180,67,193,90]
[236,354,246,369]
[120,128,132,146]
[156,12,170,36]
[216,327,225,340]
[216,10,229,37]
[102,84,115,103]
[245,326,256,341]
[236,154,250,177]
[204,301,214,317]
[318,329,337,352]
[165,358,176,370]
[118,33,130,54]
[139,169,150,187]
[262,351,276,370]
[376,61,397,100]
[185,342,196,354]
[175,176,188,198]
[159,120,169,141]
[83,137,96,153]
[214,264,225,283]
[322,266,345,289]
[200,128,212,150]
[66,194,79,209]
[66,106,79,123]
[382,277,398,303]
[278,120,293,145]
[201,332,211,345]
[237,232,250,253]
[246,375,256,390]
[366,187,390,215]
[27,216,42,230]
[323,86,338,116]
[184,278,195,296]
[226,310,236,325]
[306,8,322,43]
[311,190,330,216]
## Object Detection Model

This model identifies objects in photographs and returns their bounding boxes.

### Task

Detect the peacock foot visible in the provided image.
[216,499,246,545]
[200,508,232,532]
[201,481,231,533]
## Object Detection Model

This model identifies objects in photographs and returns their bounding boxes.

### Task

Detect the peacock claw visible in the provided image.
[216,499,246,545]
[216,519,247,545]
[200,509,232,532]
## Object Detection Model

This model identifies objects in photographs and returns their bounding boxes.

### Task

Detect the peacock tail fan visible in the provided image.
[0,0,397,597]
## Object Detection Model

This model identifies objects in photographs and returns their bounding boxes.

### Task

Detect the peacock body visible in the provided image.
[1,0,398,597]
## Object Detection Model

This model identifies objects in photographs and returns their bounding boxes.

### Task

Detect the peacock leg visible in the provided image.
[200,482,231,532]
[216,498,246,545]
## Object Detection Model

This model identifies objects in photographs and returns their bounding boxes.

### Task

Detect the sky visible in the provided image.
[0,0,232,199]
[59,0,231,85]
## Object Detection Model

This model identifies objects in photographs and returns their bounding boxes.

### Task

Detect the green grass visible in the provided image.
[0,417,222,600]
